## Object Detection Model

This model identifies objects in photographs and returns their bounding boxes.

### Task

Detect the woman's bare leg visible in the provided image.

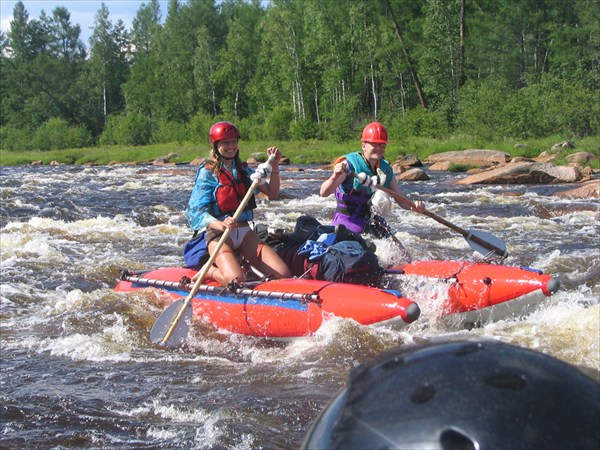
[207,239,246,285]
[241,232,291,279]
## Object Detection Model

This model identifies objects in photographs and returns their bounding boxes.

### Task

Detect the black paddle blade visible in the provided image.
[150,300,193,348]
[466,229,508,258]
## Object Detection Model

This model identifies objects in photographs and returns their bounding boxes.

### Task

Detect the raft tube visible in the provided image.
[391,260,560,325]
[115,267,420,339]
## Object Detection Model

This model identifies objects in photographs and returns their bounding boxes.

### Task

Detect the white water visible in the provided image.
[1,164,598,448]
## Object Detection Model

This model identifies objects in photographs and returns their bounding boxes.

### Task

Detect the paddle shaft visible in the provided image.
[349,172,507,257]
[157,155,275,345]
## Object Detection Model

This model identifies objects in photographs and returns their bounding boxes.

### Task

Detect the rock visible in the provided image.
[153,152,180,165]
[552,180,600,198]
[152,159,175,166]
[247,152,264,164]
[396,168,429,181]
[455,162,584,185]
[428,161,453,171]
[425,149,510,166]
[189,156,208,165]
[164,152,180,162]
[391,162,406,173]
[247,153,290,165]
[551,141,575,151]
[534,151,557,163]
[510,156,535,163]
[393,154,422,167]
[565,152,597,165]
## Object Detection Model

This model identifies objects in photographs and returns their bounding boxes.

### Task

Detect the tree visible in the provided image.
[88,4,130,124]
[123,0,162,117]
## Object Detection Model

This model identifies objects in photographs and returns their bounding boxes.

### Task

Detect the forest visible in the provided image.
[1,0,598,152]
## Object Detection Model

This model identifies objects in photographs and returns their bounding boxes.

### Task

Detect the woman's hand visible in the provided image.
[267,146,282,165]
[211,217,236,231]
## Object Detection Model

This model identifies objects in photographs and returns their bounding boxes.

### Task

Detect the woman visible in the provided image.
[185,121,291,287]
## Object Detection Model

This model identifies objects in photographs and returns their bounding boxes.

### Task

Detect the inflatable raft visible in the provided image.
[388,260,560,326]
[115,267,420,339]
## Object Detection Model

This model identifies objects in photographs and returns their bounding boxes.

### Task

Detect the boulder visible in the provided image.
[534,151,557,163]
[391,162,406,173]
[511,156,536,163]
[455,162,584,185]
[393,154,422,168]
[552,180,600,198]
[152,152,181,165]
[247,153,290,165]
[425,149,510,166]
[189,156,208,165]
[396,168,430,181]
[551,141,575,151]
[565,152,597,165]
[428,161,453,171]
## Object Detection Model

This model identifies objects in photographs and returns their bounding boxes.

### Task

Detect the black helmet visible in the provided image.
[302,339,600,450]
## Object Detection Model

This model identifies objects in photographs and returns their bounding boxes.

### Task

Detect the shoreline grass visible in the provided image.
[1,135,598,167]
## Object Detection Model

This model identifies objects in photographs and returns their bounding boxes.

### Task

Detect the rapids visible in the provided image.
[1,164,598,448]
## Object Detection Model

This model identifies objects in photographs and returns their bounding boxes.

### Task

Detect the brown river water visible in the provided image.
[1,164,598,448]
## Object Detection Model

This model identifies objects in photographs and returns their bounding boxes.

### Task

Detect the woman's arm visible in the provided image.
[256,146,282,200]
[186,168,219,230]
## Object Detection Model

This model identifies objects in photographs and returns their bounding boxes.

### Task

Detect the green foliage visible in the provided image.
[264,106,293,140]
[387,108,451,142]
[1,0,598,154]
[322,97,359,143]
[0,126,34,151]
[448,162,478,172]
[152,120,189,144]
[99,113,153,146]
[188,112,217,144]
[32,118,93,151]
[457,78,509,140]
[290,118,321,141]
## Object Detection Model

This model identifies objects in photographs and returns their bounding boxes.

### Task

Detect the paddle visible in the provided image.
[350,172,508,258]
[150,154,276,348]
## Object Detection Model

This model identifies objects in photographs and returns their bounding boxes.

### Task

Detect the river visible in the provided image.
[1,163,598,448]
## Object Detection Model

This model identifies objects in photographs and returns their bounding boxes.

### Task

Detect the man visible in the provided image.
[320,121,425,237]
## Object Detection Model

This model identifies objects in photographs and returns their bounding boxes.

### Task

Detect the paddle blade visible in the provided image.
[150,300,193,348]
[466,229,508,258]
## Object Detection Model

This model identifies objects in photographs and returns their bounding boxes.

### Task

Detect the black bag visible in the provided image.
[317,240,380,285]
[289,215,334,244]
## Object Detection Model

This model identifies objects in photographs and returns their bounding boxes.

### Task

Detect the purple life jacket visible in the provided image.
[332,189,370,233]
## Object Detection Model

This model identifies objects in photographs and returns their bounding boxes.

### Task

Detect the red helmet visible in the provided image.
[361,122,388,144]
[209,121,240,144]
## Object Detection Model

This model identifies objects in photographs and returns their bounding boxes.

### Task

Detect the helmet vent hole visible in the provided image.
[455,342,483,356]
[484,372,527,390]
[410,384,436,404]
[440,428,477,450]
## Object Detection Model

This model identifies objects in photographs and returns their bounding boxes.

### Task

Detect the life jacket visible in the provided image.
[332,152,394,233]
[210,162,257,217]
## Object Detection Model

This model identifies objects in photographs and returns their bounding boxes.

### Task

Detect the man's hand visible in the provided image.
[356,172,378,188]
